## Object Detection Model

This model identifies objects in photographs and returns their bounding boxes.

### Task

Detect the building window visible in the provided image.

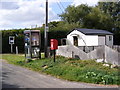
[109,36,112,41]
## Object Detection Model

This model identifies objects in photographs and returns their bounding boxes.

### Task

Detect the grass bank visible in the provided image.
[2,54,120,85]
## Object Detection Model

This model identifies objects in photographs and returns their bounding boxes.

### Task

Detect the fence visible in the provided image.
[56,45,120,66]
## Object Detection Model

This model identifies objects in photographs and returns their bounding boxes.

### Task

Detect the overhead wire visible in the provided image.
[56,0,65,13]
[49,0,66,20]
[57,0,65,10]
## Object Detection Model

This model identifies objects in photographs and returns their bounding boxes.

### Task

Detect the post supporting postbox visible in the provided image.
[53,50,55,62]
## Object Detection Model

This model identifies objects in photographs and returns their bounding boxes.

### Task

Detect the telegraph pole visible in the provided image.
[44,0,48,58]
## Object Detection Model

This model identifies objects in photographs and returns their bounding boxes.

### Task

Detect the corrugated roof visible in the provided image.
[73,28,113,35]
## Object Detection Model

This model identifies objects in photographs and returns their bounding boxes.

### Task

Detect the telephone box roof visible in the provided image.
[24,30,40,34]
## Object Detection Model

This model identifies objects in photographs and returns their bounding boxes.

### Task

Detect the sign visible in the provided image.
[9,36,15,44]
[50,39,58,50]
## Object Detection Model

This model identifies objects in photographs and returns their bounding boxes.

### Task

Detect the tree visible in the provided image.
[59,4,92,25]
[97,1,120,45]
[98,1,120,31]
[83,7,114,31]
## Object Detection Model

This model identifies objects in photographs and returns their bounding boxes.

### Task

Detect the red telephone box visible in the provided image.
[50,39,58,50]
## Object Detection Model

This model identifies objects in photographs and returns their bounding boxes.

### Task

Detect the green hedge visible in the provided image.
[2,29,69,53]
[2,29,24,53]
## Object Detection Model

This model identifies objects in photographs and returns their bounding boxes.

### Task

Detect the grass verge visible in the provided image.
[2,54,120,85]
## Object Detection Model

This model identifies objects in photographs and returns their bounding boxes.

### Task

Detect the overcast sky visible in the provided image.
[0,0,100,30]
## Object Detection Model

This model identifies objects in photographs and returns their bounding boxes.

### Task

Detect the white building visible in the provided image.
[67,28,113,46]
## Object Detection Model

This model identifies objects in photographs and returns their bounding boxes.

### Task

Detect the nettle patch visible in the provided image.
[85,72,119,85]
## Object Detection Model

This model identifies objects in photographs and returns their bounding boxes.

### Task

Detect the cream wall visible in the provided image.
[67,30,99,46]
[86,35,98,46]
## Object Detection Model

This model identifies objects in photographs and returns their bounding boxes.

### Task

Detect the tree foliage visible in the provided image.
[97,2,120,44]
[83,7,113,30]
[98,2,120,30]
[59,4,92,25]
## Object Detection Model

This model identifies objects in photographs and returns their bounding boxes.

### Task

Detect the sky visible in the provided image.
[0,0,100,30]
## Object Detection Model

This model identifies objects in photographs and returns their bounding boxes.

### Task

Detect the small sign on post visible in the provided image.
[50,39,58,62]
[9,36,15,53]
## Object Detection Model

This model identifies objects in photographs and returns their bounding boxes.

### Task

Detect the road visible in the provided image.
[1,59,119,88]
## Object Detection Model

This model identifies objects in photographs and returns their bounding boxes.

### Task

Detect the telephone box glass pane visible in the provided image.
[31,47,40,57]
[31,32,39,46]
[25,47,31,59]
[25,34,30,45]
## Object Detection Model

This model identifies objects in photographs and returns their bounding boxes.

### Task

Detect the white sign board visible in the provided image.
[9,36,15,44]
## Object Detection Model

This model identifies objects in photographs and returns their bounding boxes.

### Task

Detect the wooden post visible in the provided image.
[11,44,13,53]
[53,50,55,62]
[44,0,49,58]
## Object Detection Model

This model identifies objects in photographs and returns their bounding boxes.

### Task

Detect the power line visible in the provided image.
[56,0,64,13]
[58,0,65,10]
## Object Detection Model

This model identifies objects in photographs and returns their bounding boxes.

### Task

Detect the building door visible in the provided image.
[98,36,105,45]
[73,36,78,46]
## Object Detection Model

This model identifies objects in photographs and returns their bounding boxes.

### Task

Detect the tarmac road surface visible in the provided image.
[1,59,119,88]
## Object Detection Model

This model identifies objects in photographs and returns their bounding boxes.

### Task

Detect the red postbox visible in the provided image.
[50,39,58,50]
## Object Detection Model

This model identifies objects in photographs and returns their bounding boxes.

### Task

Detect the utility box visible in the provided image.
[24,30,41,59]
[50,39,58,50]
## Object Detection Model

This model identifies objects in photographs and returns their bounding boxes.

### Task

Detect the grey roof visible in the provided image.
[73,28,113,35]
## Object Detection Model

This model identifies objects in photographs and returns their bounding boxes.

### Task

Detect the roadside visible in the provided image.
[1,54,120,86]
[2,59,119,88]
